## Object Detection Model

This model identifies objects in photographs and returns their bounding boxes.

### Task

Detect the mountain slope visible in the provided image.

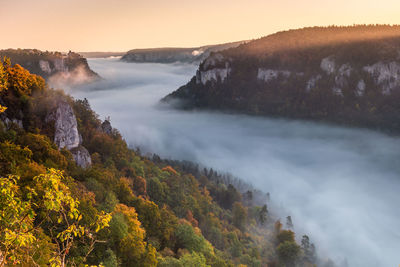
[0,49,100,86]
[0,60,323,266]
[78,51,126,58]
[164,25,400,133]
[121,41,247,64]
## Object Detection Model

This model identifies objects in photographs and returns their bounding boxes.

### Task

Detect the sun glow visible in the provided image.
[1,0,399,51]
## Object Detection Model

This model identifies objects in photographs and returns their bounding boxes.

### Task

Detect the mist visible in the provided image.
[68,58,400,267]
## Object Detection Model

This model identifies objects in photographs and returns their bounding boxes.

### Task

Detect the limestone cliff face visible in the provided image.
[46,100,92,168]
[0,49,100,86]
[169,54,400,105]
[46,100,80,150]
[363,62,400,95]
[195,53,232,85]
[70,146,92,169]
[164,26,400,132]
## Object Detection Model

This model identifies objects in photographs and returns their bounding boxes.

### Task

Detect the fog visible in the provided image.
[69,58,400,267]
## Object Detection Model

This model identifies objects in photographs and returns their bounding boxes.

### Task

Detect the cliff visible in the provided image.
[0,58,322,267]
[45,99,91,168]
[121,41,246,63]
[0,49,100,86]
[164,25,400,133]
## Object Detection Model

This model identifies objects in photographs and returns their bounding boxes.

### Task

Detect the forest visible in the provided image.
[0,59,322,266]
[0,49,99,82]
[165,25,400,134]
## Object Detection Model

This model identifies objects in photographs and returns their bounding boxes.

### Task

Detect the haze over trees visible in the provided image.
[0,60,321,266]
[165,25,400,133]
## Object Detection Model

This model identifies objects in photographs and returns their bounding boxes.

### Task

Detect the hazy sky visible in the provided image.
[1,0,399,51]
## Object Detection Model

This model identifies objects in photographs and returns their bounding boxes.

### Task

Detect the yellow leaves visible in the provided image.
[1,168,111,265]
[0,105,6,113]
[0,59,8,94]
[0,175,37,265]
[93,211,111,233]
[49,256,61,267]
[56,223,85,241]
[34,169,80,216]
[113,203,156,264]
[5,63,45,96]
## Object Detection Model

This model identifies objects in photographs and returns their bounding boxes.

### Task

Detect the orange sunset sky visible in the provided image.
[1,0,399,52]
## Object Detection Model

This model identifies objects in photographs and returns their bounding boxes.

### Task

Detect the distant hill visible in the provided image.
[121,41,247,63]
[164,25,400,133]
[78,51,125,58]
[0,49,100,86]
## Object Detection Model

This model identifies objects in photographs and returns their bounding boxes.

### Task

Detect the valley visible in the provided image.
[70,58,400,267]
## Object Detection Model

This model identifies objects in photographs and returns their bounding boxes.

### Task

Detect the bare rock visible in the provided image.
[46,99,92,168]
[101,120,113,135]
[71,146,92,169]
[46,100,80,150]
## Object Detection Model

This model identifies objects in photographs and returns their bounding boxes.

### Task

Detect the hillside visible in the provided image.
[78,52,126,58]
[0,49,100,86]
[121,41,246,64]
[0,60,325,266]
[164,25,400,133]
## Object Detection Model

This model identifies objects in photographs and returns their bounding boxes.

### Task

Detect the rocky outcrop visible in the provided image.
[356,80,366,97]
[0,49,100,85]
[257,69,291,82]
[46,99,91,168]
[70,146,92,169]
[196,65,231,85]
[202,53,225,69]
[363,62,400,95]
[46,100,80,150]
[195,53,232,85]
[164,25,400,133]
[306,75,322,92]
[331,63,352,96]
[101,120,113,135]
[320,56,336,75]
[3,118,23,128]
[39,60,52,74]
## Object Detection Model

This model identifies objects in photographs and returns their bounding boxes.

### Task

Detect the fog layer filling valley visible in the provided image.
[68,58,400,267]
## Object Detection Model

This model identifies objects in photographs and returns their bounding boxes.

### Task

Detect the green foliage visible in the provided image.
[276,241,301,266]
[0,60,8,113]
[175,222,213,257]
[232,202,247,231]
[0,141,32,175]
[0,49,99,81]
[167,25,400,134]
[277,230,296,244]
[101,248,118,267]
[111,204,157,267]
[158,252,210,267]
[18,133,68,169]
[0,169,111,266]
[0,62,315,266]
[0,175,36,266]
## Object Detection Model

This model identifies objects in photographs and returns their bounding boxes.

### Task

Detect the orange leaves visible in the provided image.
[6,64,45,97]
[162,165,178,175]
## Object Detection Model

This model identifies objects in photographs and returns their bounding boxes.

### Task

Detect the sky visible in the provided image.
[0,0,399,51]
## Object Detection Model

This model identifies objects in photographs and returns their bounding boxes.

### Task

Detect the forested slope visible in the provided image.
[0,49,100,86]
[0,60,322,266]
[165,25,400,133]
